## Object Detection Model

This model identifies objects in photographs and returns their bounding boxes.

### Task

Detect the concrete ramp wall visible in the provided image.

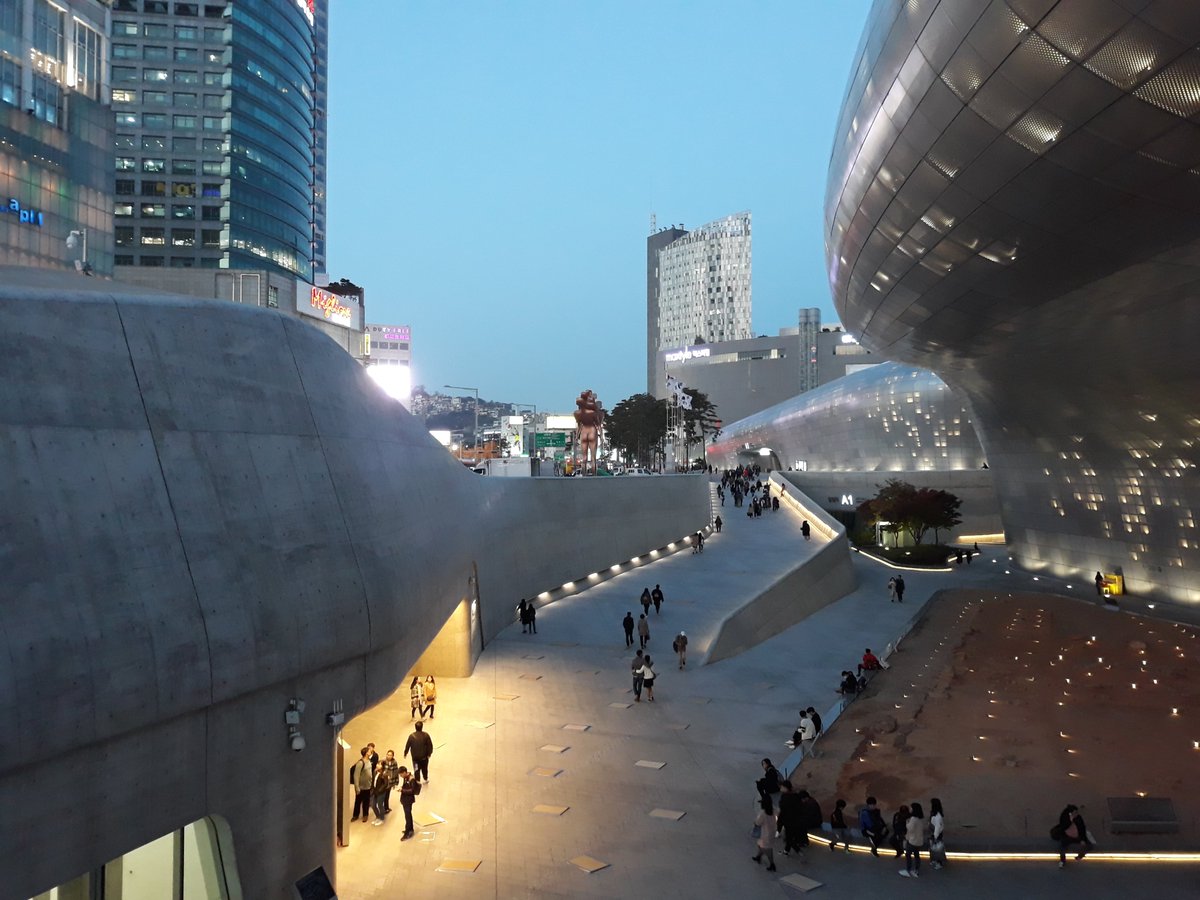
[707,475,858,663]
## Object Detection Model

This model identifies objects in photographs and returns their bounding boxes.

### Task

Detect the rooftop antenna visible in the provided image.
[649,212,656,235]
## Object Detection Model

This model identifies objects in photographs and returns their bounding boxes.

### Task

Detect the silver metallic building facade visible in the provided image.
[828,0,1200,603]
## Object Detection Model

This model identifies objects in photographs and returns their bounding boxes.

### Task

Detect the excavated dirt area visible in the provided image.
[795,589,1200,848]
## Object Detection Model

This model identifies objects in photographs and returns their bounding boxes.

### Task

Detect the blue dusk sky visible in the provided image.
[326,1,874,413]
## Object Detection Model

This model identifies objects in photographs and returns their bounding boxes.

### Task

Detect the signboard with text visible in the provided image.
[296,283,360,330]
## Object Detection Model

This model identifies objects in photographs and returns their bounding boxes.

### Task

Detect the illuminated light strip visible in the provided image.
[804,834,1200,862]
[956,532,1006,544]
[854,547,953,573]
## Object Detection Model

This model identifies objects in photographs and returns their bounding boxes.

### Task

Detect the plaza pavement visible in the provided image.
[336,483,1196,899]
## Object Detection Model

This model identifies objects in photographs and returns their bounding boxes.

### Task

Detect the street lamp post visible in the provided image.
[445,384,480,459]
[513,403,537,458]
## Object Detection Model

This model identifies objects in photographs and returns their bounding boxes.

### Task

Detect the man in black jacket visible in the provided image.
[397,767,419,839]
[778,781,804,855]
[796,789,823,847]
[404,721,434,783]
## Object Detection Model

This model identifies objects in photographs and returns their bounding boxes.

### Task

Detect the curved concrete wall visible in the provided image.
[0,276,709,899]
[826,2,1200,604]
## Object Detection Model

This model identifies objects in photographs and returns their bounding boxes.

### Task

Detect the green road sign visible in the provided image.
[536,432,567,448]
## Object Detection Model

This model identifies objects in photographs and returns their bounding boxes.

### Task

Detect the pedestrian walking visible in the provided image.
[631,649,645,701]
[349,747,373,823]
[642,655,657,701]
[1053,803,1093,867]
[859,796,888,857]
[751,796,779,871]
[829,799,851,852]
[715,514,723,532]
[637,613,650,649]
[929,797,947,869]
[887,577,896,602]
[1094,571,1104,597]
[674,631,688,669]
[409,676,425,719]
[527,602,537,634]
[623,611,635,647]
[652,584,664,614]
[778,781,804,856]
[890,804,910,858]
[802,520,811,540]
[422,676,437,718]
[797,790,822,847]
[403,720,433,783]
[517,597,528,632]
[894,575,906,602]
[899,801,928,878]
[397,767,420,839]
[640,587,652,616]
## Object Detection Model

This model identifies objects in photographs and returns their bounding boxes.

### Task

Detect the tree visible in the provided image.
[858,479,962,545]
[679,388,719,467]
[606,393,669,467]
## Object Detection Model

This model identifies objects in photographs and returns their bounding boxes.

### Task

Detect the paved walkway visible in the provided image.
[335,485,1195,898]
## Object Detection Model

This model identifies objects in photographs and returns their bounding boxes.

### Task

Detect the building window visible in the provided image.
[141,256,165,267]
[141,135,166,151]
[173,137,197,152]
[142,159,165,172]
[116,179,136,196]
[171,256,196,267]
[143,23,169,38]
[144,0,169,13]
[172,205,195,219]
[174,70,199,84]
[204,49,223,65]
[268,285,279,308]
[140,228,165,246]
[140,203,166,217]
[203,71,223,86]
[142,113,168,129]
[173,183,197,198]
[203,93,222,109]
[202,116,222,131]
[116,112,138,126]
[115,255,134,265]
[171,159,196,175]
[74,22,102,99]
[141,180,166,197]
[174,47,199,62]
[116,156,136,171]
[176,3,199,15]
[112,66,138,83]
[113,21,139,36]
[0,57,19,107]
[171,229,195,247]
[201,183,221,198]
[113,44,139,60]
[173,114,197,129]
[115,203,134,217]
[143,69,169,83]
[201,160,222,176]
[204,27,224,41]
[31,74,61,125]
[201,206,220,221]
[143,45,169,61]
[201,229,220,248]
[115,227,134,247]
[112,89,137,104]
[174,92,198,107]
[33,0,65,62]
[204,5,223,18]
[175,24,198,40]
[143,90,168,104]
[201,138,222,152]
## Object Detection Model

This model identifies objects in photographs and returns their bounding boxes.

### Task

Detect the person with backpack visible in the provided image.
[349,747,373,823]
[397,766,420,840]
[640,587,652,616]
[859,795,888,857]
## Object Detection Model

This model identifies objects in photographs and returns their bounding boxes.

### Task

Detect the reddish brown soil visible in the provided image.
[799,590,1200,846]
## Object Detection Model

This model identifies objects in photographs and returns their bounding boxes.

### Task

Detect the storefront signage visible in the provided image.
[296,283,360,330]
[383,326,410,341]
[664,345,710,363]
[4,199,43,227]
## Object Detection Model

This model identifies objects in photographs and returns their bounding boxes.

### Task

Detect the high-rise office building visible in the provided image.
[111,0,325,277]
[647,212,752,392]
[0,0,112,274]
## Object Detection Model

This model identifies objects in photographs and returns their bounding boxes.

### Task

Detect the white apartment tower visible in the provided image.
[648,212,752,391]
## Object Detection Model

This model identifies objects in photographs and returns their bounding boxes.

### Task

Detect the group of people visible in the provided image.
[408,675,437,719]
[515,598,538,634]
[347,719,436,841]
[885,575,907,602]
[629,648,659,701]
[785,706,823,756]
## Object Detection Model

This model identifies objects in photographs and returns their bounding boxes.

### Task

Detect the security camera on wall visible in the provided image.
[289,730,306,752]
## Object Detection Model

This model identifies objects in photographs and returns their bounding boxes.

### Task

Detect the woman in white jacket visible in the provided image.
[900,801,929,878]
[929,797,946,870]
[751,796,778,872]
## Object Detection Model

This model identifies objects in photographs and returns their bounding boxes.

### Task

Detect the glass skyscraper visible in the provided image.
[112,0,325,277]
[0,0,112,274]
